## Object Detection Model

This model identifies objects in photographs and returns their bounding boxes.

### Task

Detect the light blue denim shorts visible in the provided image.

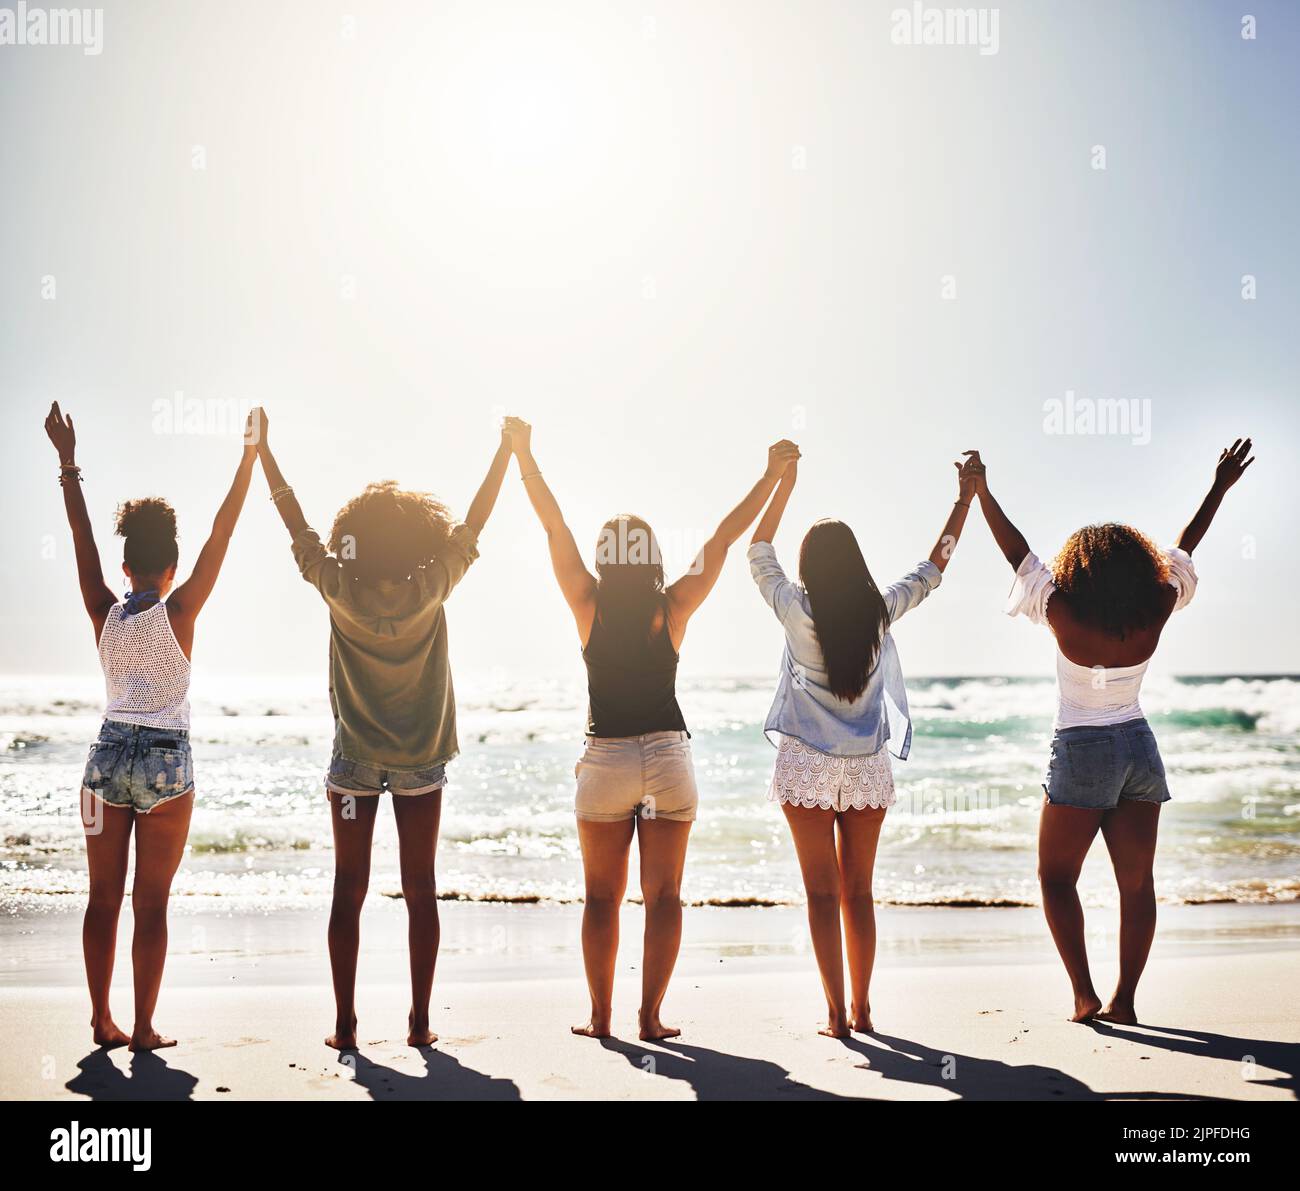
[326,751,447,797]
[81,719,194,813]
[1044,717,1171,810]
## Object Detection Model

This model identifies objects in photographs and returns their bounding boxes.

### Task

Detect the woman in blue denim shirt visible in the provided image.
[748,450,982,1037]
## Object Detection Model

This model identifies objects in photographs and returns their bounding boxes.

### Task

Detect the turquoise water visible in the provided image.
[1,673,1297,911]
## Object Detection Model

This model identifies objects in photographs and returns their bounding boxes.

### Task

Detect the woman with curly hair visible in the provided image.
[970,439,1255,1024]
[44,401,261,1052]
[258,414,513,1050]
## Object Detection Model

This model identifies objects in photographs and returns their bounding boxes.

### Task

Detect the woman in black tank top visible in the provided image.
[507,418,799,1041]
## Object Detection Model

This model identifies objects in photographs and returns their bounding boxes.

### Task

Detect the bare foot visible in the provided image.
[1071,994,1103,1023]
[129,1029,176,1052]
[849,1010,874,1034]
[92,1020,130,1049]
[819,1012,851,1039]
[571,1020,612,1039]
[326,1018,358,1050]
[407,1021,438,1047]
[1095,1000,1138,1025]
[638,1016,681,1042]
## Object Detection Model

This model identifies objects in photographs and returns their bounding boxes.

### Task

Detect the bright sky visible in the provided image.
[3,0,1297,683]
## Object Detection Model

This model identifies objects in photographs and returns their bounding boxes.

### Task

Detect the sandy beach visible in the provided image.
[3,901,1296,1101]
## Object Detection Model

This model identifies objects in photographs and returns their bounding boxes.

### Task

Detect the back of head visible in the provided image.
[798,519,888,702]
[593,514,665,648]
[1051,523,1170,638]
[329,481,454,582]
[115,497,179,579]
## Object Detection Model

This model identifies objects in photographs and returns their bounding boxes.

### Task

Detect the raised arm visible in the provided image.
[507,418,598,637]
[464,426,513,536]
[44,402,116,635]
[969,452,1032,570]
[1177,437,1254,555]
[168,409,261,626]
[926,451,983,573]
[666,440,800,629]
[751,458,797,546]
[256,412,309,540]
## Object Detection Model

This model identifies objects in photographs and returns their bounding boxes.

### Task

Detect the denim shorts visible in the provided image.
[325,751,447,797]
[81,719,194,813]
[574,730,698,822]
[1044,717,1171,810]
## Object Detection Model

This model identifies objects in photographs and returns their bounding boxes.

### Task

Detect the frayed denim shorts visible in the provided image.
[325,751,447,797]
[82,719,194,813]
[1044,717,1171,810]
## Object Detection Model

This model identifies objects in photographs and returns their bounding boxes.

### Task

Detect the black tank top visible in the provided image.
[582,605,688,738]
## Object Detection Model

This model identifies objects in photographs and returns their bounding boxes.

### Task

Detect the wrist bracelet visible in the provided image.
[269,485,293,502]
[954,500,971,508]
[520,471,542,482]
[58,464,83,484]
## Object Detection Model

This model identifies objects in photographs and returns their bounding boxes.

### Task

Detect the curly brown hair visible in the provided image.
[1051,523,1170,637]
[114,497,179,576]
[328,481,455,581]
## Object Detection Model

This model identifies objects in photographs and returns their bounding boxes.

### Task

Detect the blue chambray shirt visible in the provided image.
[747,542,941,760]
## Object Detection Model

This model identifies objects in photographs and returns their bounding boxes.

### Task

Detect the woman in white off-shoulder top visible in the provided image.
[968,440,1256,1027]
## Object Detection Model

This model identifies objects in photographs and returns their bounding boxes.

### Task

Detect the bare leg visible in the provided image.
[572,817,635,1038]
[782,802,848,1038]
[1096,799,1161,1025]
[128,791,194,1050]
[1038,799,1105,1022]
[325,791,379,1050]
[836,805,887,1033]
[392,790,443,1046]
[81,790,133,1048]
[635,816,692,1041]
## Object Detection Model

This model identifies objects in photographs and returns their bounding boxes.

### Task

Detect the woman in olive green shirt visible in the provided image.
[259,412,514,1051]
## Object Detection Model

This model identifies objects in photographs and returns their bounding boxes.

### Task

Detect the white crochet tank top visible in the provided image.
[98,601,192,730]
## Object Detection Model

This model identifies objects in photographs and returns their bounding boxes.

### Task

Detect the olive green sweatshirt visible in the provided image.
[292,523,479,769]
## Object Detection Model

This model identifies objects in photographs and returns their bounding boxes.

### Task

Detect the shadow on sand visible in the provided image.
[600,1037,861,1100]
[340,1046,522,1101]
[1087,1021,1299,1099]
[65,1049,199,1101]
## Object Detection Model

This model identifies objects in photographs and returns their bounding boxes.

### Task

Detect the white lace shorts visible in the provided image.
[768,735,896,812]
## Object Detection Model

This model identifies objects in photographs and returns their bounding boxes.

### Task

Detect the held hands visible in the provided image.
[1213,438,1254,491]
[44,401,76,464]
[243,407,267,457]
[955,450,986,501]
[765,440,801,479]
[501,416,532,457]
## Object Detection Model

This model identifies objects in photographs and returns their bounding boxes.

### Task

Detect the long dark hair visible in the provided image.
[592,514,667,649]
[1051,523,1170,638]
[798,519,889,702]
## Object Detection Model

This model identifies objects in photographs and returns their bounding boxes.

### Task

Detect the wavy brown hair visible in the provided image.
[329,481,455,582]
[1050,523,1170,638]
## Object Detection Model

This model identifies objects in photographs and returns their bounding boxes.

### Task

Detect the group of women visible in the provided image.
[44,401,1255,1049]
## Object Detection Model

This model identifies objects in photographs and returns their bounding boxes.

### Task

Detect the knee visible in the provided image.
[130,887,169,918]
[1038,865,1079,894]
[806,888,840,917]
[641,883,682,913]
[331,871,369,912]
[1115,867,1155,899]
[841,889,874,917]
[584,889,622,916]
[400,872,438,909]
[86,881,125,914]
